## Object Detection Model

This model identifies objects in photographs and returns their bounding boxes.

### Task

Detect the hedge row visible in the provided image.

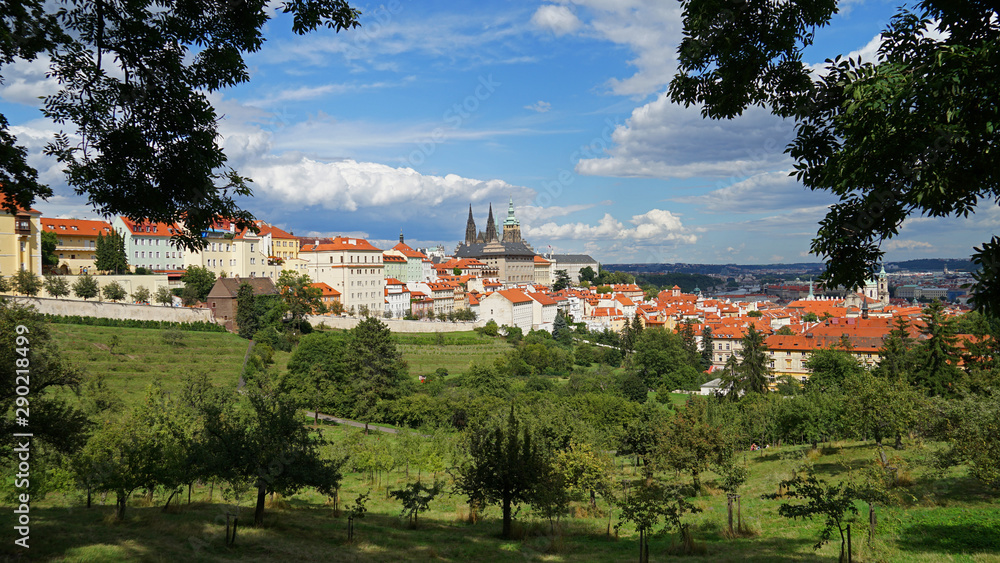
[43,314,227,332]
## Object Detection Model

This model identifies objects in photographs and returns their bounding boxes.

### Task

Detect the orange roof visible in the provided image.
[118,217,183,237]
[300,236,382,252]
[255,221,296,240]
[42,218,113,236]
[383,254,406,263]
[309,282,341,297]
[497,289,533,304]
[385,278,405,285]
[528,292,558,306]
[533,255,551,264]
[0,194,41,214]
[391,241,427,259]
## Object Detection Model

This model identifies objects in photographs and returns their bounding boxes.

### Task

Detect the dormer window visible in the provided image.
[72,226,78,230]
[60,225,66,229]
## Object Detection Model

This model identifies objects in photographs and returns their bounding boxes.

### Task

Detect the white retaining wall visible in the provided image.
[8,296,215,324]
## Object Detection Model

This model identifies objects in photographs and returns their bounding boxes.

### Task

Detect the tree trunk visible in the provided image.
[692,469,701,495]
[590,489,597,508]
[115,490,128,521]
[894,432,904,450]
[254,485,267,526]
[87,486,91,509]
[163,488,179,511]
[502,497,513,538]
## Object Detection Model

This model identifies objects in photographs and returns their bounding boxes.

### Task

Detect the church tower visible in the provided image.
[502,196,522,243]
[464,205,477,245]
[484,204,498,243]
[877,264,889,305]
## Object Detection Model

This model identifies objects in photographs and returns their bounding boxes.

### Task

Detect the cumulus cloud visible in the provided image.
[576,95,794,179]
[244,156,532,212]
[524,100,552,113]
[883,239,934,252]
[516,203,595,225]
[525,208,697,244]
[0,57,60,106]
[671,170,839,214]
[531,5,583,36]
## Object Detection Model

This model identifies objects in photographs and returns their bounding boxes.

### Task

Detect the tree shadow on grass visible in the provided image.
[898,520,1000,554]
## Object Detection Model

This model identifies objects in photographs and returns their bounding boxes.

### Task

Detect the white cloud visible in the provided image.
[524,208,696,244]
[883,239,934,252]
[531,5,583,36]
[671,170,839,213]
[524,100,552,113]
[245,156,532,213]
[0,56,60,107]
[516,203,595,225]
[576,95,794,179]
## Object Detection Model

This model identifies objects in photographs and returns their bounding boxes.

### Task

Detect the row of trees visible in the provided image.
[0,271,173,304]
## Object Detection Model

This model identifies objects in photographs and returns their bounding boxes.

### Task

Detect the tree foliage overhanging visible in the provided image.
[1,0,360,251]
[670,0,1000,315]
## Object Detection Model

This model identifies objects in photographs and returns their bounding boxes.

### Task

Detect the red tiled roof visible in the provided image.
[42,218,113,236]
[497,289,533,304]
[300,236,382,252]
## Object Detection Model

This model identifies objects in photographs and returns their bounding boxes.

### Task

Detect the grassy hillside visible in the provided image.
[19,323,999,562]
[7,428,999,562]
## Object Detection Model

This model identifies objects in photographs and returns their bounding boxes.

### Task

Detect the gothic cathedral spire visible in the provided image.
[464,204,477,245]
[485,204,498,243]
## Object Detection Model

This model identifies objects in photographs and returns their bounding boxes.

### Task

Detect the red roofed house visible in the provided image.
[383,232,430,282]
[480,288,534,332]
[309,282,341,311]
[299,236,384,315]
[41,217,113,274]
[384,277,409,318]
[533,255,553,286]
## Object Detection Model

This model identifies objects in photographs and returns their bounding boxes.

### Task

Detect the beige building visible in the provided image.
[41,218,114,274]
[0,197,42,277]
[533,255,553,286]
[300,237,384,314]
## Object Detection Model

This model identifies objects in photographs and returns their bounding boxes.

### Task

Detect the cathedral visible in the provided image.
[455,198,536,284]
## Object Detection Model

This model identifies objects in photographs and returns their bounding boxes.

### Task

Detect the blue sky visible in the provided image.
[2,0,994,264]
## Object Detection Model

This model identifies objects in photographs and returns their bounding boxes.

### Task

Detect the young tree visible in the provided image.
[700,326,714,371]
[579,266,596,283]
[94,230,128,274]
[553,269,572,291]
[632,327,698,391]
[12,269,42,296]
[196,371,343,526]
[72,273,99,300]
[102,281,127,302]
[842,370,921,449]
[235,282,258,339]
[766,467,885,562]
[655,396,728,494]
[909,301,963,396]
[347,316,408,419]
[804,348,865,392]
[180,265,216,303]
[730,325,772,395]
[154,286,173,306]
[615,480,701,563]
[454,406,547,539]
[285,331,352,422]
[671,1,1000,315]
[389,480,445,529]
[131,285,150,304]
[43,274,69,298]
[276,270,321,334]
[552,310,572,345]
[41,230,59,267]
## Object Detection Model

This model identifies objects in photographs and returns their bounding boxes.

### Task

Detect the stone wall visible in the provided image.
[8,296,215,324]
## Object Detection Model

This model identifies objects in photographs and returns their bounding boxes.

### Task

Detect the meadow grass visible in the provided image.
[18,323,1000,562]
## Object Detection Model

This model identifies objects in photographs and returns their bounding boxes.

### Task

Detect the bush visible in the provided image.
[253,327,292,352]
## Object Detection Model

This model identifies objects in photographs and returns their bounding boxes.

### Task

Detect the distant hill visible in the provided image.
[604,258,975,276]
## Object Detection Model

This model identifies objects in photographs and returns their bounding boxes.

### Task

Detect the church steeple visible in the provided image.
[464,204,477,245]
[502,196,522,243]
[399,228,405,244]
[485,204,498,243]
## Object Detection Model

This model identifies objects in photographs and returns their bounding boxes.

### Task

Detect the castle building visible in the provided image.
[455,198,536,285]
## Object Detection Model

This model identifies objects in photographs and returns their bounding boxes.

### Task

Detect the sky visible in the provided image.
[1,0,994,265]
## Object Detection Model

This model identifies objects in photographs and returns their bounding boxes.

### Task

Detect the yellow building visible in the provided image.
[0,196,42,277]
[41,218,114,274]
